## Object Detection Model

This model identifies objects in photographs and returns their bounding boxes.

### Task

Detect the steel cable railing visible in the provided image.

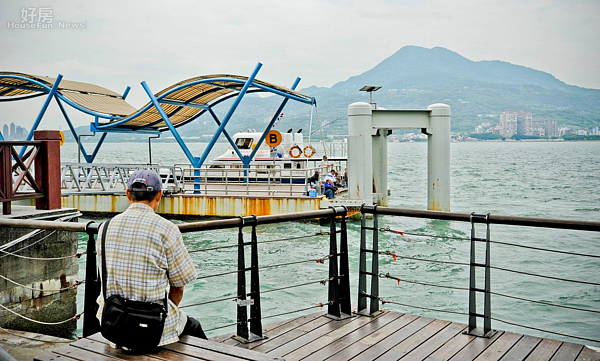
[358,205,600,345]
[187,230,331,253]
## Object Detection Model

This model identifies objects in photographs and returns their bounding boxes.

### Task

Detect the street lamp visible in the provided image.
[359,85,382,109]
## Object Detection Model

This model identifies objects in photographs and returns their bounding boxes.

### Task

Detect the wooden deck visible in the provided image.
[34,310,599,361]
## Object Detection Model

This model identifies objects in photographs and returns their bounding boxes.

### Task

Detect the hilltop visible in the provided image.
[206,46,599,135]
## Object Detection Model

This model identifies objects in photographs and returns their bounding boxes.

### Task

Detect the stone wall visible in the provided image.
[0,207,80,338]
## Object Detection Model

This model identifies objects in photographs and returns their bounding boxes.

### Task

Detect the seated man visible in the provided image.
[324,179,339,199]
[97,169,207,348]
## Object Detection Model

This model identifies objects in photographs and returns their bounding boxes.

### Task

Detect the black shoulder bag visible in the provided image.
[100,218,168,350]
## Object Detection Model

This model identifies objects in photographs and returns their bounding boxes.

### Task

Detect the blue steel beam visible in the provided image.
[141,81,198,167]
[54,94,91,162]
[122,86,131,100]
[0,93,46,102]
[249,77,302,163]
[207,107,245,162]
[19,74,63,157]
[86,132,108,163]
[195,63,263,169]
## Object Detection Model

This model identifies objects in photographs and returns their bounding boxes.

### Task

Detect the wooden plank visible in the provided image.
[377,319,452,361]
[164,342,254,361]
[265,315,372,358]
[524,339,563,361]
[35,353,79,361]
[248,315,335,354]
[179,335,282,361]
[550,342,584,361]
[328,314,419,361]
[71,337,189,361]
[425,329,477,361]
[499,335,542,361]
[52,345,122,361]
[300,311,402,361]
[400,322,467,361]
[219,312,329,349]
[352,316,435,361]
[211,311,326,344]
[447,330,504,361]
[473,332,522,361]
[575,347,600,361]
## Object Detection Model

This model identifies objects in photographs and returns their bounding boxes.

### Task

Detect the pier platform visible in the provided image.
[33,310,599,361]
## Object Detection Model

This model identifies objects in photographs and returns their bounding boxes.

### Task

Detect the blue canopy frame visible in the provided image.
[0,63,316,170]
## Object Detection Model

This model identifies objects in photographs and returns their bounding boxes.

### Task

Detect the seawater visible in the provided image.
[69,140,600,346]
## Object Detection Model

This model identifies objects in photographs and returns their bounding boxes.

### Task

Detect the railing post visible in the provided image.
[234,216,265,343]
[326,206,352,320]
[83,221,101,337]
[466,213,496,338]
[338,207,352,316]
[369,209,380,315]
[235,219,249,342]
[0,143,11,215]
[327,210,340,318]
[34,131,61,211]
[357,204,382,316]
[248,215,264,338]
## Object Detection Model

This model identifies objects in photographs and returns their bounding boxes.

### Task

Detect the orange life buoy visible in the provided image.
[289,145,302,158]
[303,145,316,158]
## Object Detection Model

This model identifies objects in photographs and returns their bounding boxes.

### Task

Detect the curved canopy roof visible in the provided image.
[0,72,314,132]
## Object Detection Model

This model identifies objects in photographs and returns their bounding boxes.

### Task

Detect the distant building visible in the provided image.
[499,111,518,137]
[517,111,532,135]
[10,123,16,138]
[2,124,8,139]
[532,118,558,138]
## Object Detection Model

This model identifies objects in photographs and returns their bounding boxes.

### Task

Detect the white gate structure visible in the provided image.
[347,102,451,211]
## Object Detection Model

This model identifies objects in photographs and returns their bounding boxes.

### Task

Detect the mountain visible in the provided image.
[239,46,600,134]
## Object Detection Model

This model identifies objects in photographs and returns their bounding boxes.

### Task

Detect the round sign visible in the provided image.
[265,130,282,147]
[59,131,65,146]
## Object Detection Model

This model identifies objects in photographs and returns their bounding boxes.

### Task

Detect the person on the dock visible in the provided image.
[97,169,207,348]
[309,171,322,195]
[320,155,334,169]
[323,169,337,186]
[324,179,339,199]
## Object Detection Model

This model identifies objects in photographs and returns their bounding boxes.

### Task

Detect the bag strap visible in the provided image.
[100,218,168,310]
[100,218,112,302]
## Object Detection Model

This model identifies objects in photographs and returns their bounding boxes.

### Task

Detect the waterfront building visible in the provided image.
[9,122,15,138]
[532,118,558,138]
[517,111,532,135]
[499,110,518,137]
[2,124,7,139]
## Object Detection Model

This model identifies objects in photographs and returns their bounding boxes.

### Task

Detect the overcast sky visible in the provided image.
[1,0,599,129]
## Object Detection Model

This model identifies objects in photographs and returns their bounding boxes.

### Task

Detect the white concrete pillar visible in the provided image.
[426,103,451,211]
[348,102,373,203]
[371,129,388,206]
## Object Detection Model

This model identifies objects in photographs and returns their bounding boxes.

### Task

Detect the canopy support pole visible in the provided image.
[19,74,62,157]
[141,81,198,167]
[195,62,263,170]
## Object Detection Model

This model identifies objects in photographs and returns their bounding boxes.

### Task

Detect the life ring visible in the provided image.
[303,145,316,158]
[289,145,302,158]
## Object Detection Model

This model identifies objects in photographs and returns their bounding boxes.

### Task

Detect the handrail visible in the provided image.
[358,205,600,344]
[362,205,600,232]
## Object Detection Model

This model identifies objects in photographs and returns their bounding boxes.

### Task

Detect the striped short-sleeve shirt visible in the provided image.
[96,202,197,346]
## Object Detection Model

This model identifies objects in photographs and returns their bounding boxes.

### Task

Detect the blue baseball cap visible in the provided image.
[127,169,162,192]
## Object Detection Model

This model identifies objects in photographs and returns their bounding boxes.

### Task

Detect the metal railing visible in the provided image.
[58,162,346,198]
[60,163,181,193]
[0,207,352,343]
[358,205,600,344]
[1,139,60,215]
